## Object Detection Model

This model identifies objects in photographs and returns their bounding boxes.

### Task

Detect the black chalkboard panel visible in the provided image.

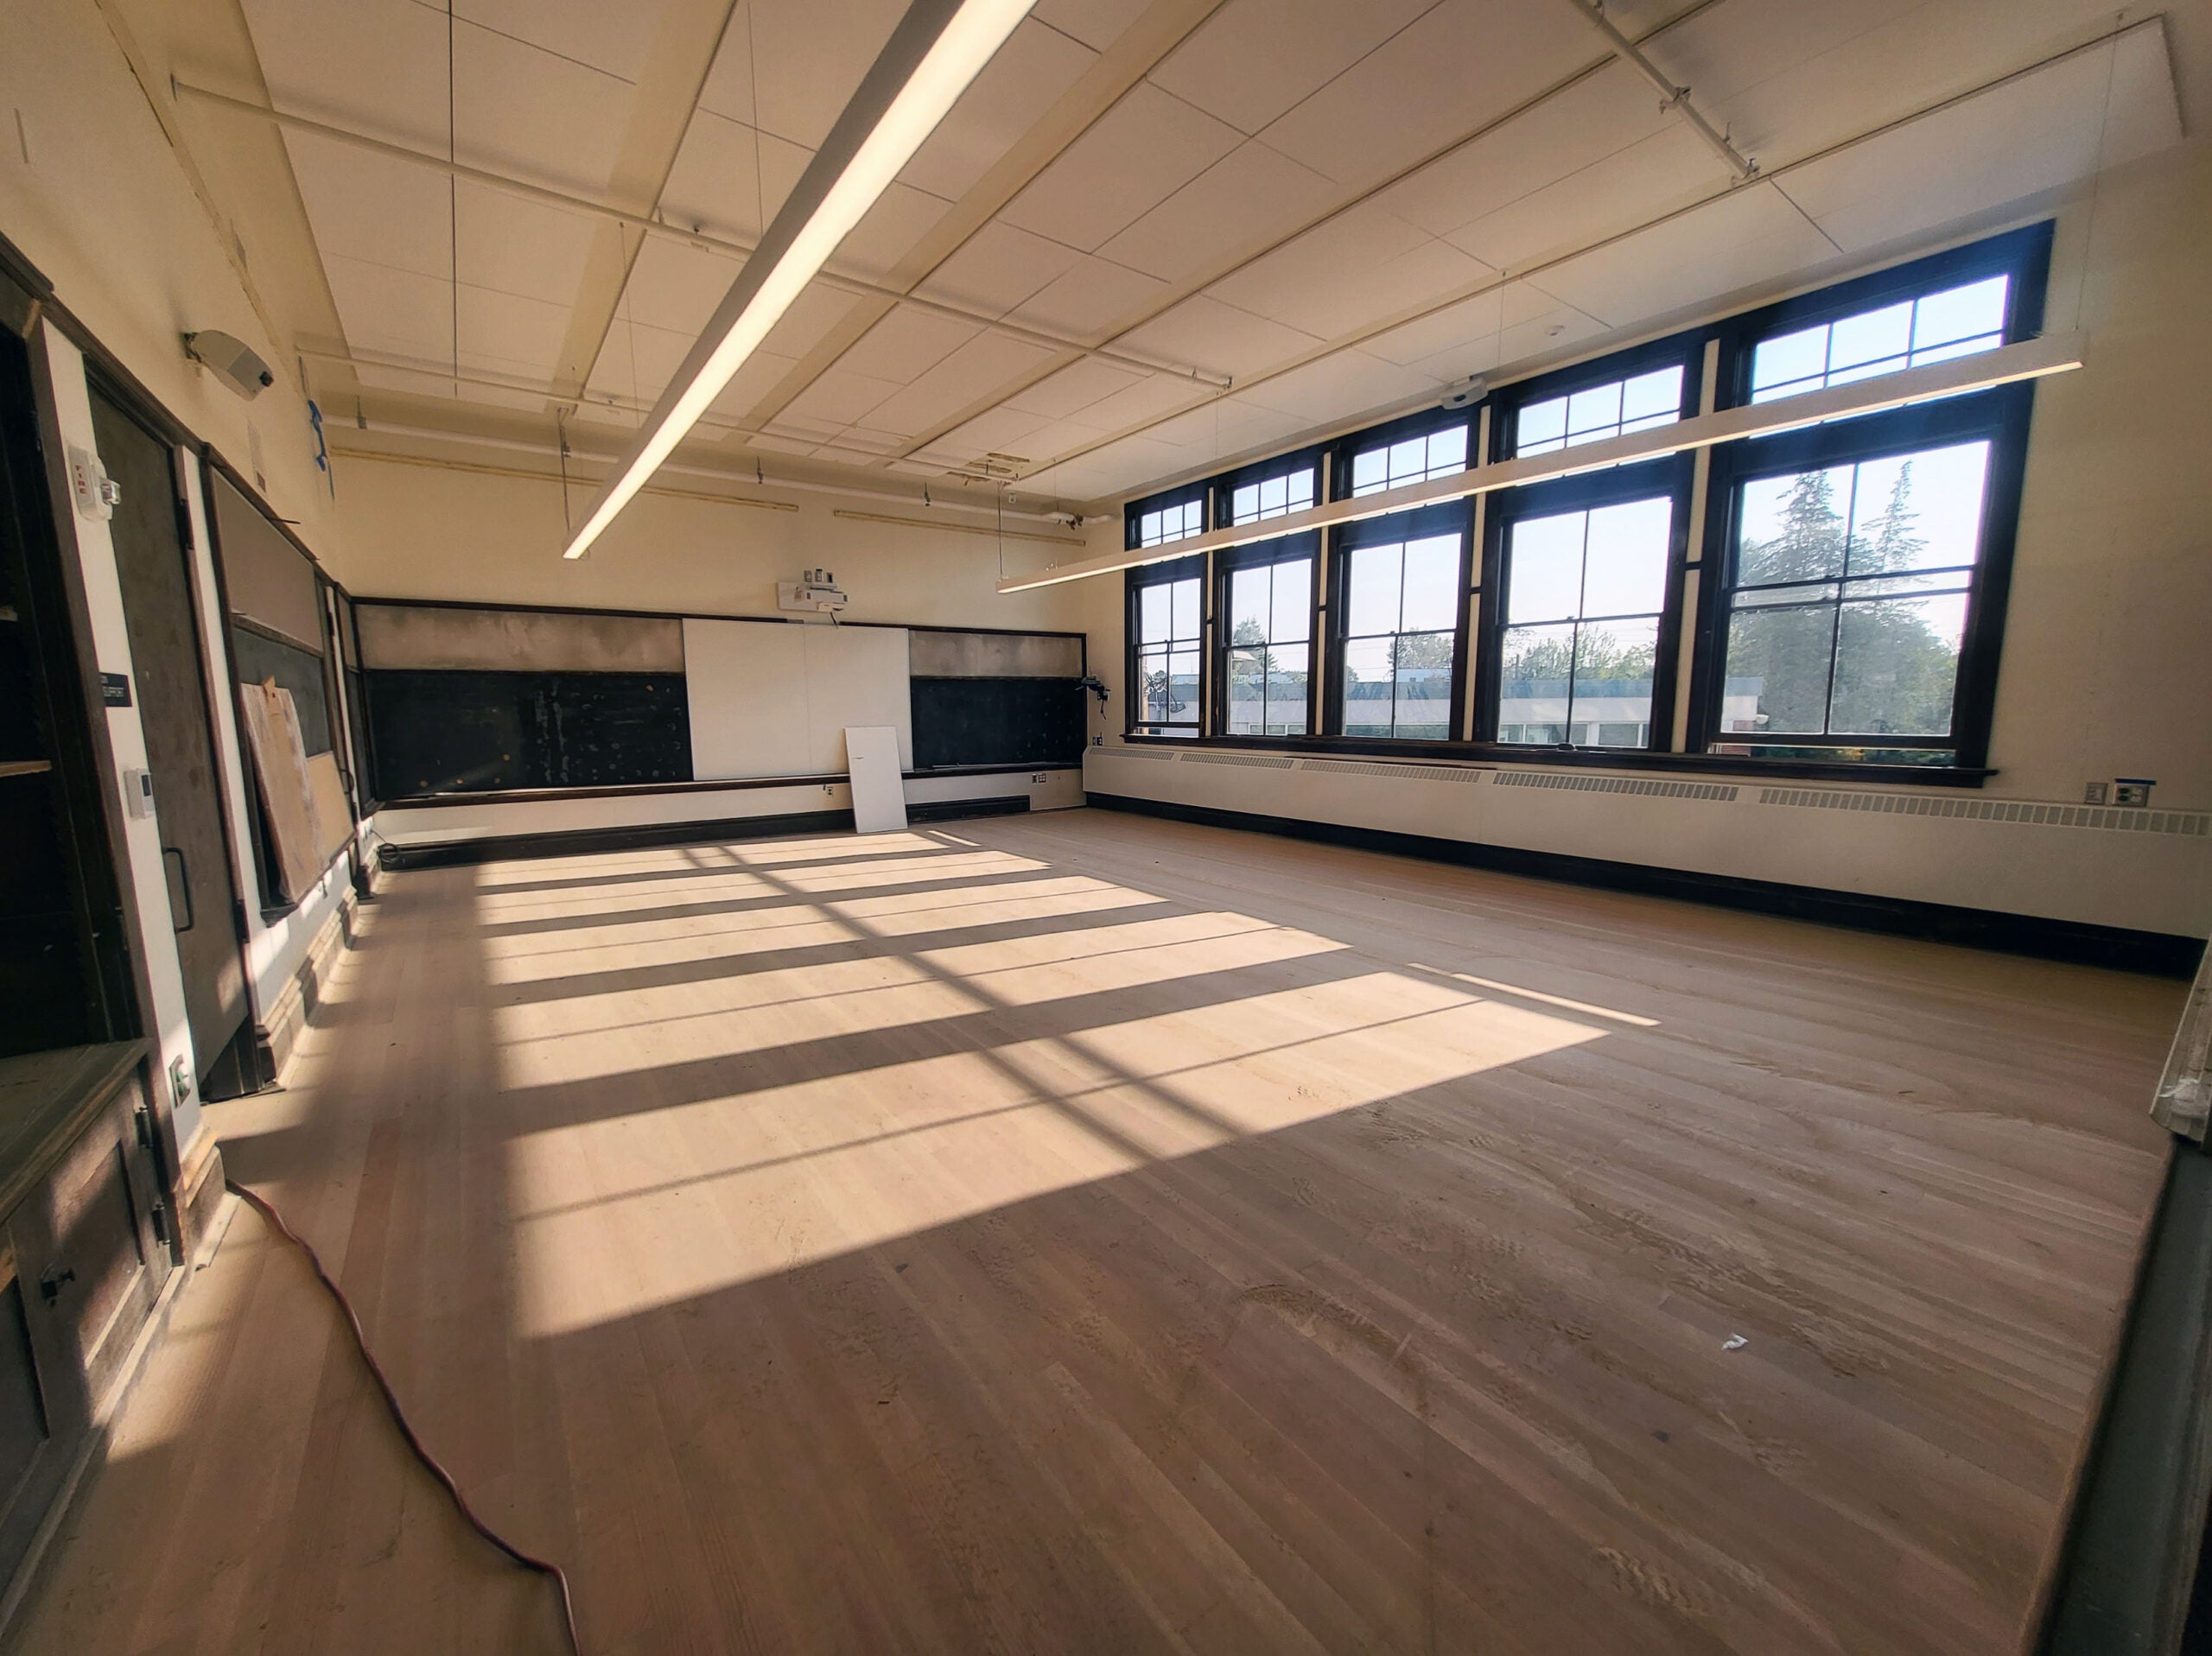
[911,677,1084,771]
[231,624,333,755]
[365,669,690,796]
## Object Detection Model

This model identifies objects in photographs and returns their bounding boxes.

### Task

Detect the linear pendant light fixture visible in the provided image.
[997,330,2085,592]
[561,0,1037,561]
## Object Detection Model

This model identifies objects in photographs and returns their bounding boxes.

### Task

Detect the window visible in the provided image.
[1132,497,1203,548]
[1333,511,1466,740]
[1228,462,1317,525]
[1218,536,1314,737]
[1717,435,1993,749]
[1345,421,1468,498]
[1488,464,1681,750]
[1750,276,2009,403]
[1128,557,1203,733]
[1515,365,1685,456]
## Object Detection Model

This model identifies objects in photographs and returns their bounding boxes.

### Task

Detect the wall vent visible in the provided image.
[1180,751,1297,771]
[1759,789,2211,835]
[1297,759,1482,784]
[1100,744,1183,761]
[1496,771,1739,803]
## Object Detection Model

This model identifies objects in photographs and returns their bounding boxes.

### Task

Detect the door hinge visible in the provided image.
[233,898,250,942]
[134,1102,156,1150]
[149,1199,171,1250]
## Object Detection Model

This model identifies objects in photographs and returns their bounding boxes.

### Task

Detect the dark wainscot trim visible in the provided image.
[1086,792,2202,977]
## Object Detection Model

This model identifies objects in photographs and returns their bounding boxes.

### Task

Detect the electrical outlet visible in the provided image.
[168,1055,192,1113]
[2114,778,2155,808]
[2083,781,2108,805]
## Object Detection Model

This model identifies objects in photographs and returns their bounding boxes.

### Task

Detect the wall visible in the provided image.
[1,0,359,1152]
[327,451,1101,636]
[1067,134,2212,943]
[0,0,344,556]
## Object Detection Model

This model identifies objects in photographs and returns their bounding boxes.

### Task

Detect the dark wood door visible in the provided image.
[88,393,249,1080]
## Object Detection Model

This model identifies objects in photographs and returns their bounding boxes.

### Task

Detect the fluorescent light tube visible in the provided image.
[562,0,1035,560]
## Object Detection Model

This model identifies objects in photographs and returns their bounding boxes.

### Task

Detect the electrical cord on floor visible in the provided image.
[226,1178,584,1655]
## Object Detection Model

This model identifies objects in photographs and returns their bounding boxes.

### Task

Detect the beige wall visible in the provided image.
[0,0,345,561]
[1068,135,2212,937]
[328,452,1103,636]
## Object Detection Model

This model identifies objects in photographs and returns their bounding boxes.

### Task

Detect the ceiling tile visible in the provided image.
[1029,0,1152,53]
[1529,181,1837,328]
[1147,0,1434,136]
[322,253,454,360]
[760,282,867,360]
[620,238,746,334]
[1243,350,1440,423]
[587,314,691,403]
[1379,61,1671,241]
[455,0,664,86]
[1206,200,1494,339]
[861,331,1059,438]
[708,349,804,419]
[1003,256,1169,339]
[1096,138,1338,284]
[914,222,1084,320]
[1781,22,2181,253]
[454,181,600,307]
[900,18,1097,200]
[697,0,906,146]
[830,181,956,285]
[837,308,985,383]
[1061,371,1206,436]
[1116,294,1323,380]
[1004,358,1145,421]
[283,134,451,282]
[779,365,906,428]
[659,111,812,242]
[239,0,448,152]
[452,22,635,197]
[457,284,572,377]
[925,404,1056,465]
[1439,124,1732,276]
[1259,0,1599,190]
[1359,279,1560,369]
[997,83,1243,251]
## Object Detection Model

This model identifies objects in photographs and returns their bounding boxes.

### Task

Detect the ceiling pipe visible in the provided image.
[172,78,1230,390]
[1559,0,1757,180]
[332,418,1088,524]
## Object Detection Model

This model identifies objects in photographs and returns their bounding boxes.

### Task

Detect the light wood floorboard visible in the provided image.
[8,809,2181,1653]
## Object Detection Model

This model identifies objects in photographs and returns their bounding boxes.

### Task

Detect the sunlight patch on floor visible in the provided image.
[507,972,1605,1336]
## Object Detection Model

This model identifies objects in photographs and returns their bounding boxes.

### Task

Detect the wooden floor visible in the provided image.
[10,809,2182,1654]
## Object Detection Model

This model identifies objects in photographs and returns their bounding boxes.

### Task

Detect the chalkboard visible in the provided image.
[911,677,1084,771]
[232,624,332,756]
[365,669,691,796]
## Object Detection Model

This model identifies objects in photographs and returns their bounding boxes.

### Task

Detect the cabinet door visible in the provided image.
[41,1071,164,1406]
[0,1209,86,1593]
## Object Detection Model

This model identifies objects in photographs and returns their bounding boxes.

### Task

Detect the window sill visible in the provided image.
[1113,733,1994,788]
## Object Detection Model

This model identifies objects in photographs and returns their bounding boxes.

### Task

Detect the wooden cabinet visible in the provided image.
[0,1043,166,1589]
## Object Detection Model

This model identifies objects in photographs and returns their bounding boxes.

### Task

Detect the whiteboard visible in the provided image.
[683,619,912,781]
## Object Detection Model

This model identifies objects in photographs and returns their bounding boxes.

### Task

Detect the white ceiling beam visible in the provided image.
[170,77,1227,390]
[995,331,2082,592]
[1560,0,1756,181]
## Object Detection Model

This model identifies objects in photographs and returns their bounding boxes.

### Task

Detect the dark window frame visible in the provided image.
[1124,481,1208,553]
[1713,220,2053,411]
[1213,443,1325,529]
[1212,530,1321,739]
[1323,501,1475,741]
[1486,327,1706,463]
[1125,552,1206,735]
[1328,405,1473,504]
[1685,382,2034,768]
[1476,453,1697,752]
